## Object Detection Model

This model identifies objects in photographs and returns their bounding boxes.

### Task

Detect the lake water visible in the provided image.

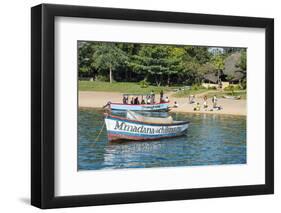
[78,108,246,170]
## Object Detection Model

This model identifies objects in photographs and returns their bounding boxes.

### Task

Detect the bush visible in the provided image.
[139,80,149,88]
[191,84,205,90]
[224,85,234,91]
[240,79,247,89]
[224,84,241,91]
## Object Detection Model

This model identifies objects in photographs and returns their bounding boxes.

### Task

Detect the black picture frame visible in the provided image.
[31,3,274,209]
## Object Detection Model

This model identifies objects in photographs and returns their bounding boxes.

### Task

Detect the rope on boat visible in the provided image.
[94,122,105,142]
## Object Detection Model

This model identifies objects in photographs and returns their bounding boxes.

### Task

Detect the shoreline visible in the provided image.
[79,106,246,117]
[79,91,246,116]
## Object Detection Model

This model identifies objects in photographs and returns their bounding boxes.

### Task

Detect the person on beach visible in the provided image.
[189,95,195,104]
[165,96,169,103]
[130,97,134,104]
[203,95,208,109]
[194,102,201,111]
[212,95,217,108]
[210,95,223,111]
[141,98,145,104]
[173,101,179,108]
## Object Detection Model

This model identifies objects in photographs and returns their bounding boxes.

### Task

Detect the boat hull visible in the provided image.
[105,115,189,142]
[110,102,169,111]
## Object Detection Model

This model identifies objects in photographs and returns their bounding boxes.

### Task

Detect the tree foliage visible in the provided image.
[239,49,247,71]
[91,43,127,83]
[78,41,246,86]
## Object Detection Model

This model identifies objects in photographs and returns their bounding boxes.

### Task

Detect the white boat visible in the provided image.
[110,102,169,111]
[104,93,170,112]
[104,111,189,142]
[223,95,241,100]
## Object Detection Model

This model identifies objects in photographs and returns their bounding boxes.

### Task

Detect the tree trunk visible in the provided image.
[125,69,128,81]
[109,65,113,83]
[155,77,161,87]
[167,75,170,86]
[144,73,149,82]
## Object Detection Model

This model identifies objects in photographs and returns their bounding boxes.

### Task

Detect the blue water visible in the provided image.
[78,109,246,170]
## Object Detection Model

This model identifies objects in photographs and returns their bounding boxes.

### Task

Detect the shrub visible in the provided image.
[191,84,205,90]
[224,85,241,91]
[95,75,109,82]
[224,85,234,91]
[240,79,247,89]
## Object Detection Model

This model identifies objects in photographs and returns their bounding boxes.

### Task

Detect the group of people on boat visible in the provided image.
[122,90,169,105]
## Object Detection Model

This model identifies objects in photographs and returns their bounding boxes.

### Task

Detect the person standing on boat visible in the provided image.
[160,89,164,103]
[151,90,155,104]
[147,96,151,104]
[140,95,145,104]
[134,97,140,105]
[123,96,127,104]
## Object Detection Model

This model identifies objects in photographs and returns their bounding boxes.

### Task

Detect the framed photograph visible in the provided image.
[31,4,274,209]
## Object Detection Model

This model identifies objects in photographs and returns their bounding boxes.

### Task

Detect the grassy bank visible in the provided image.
[206,90,247,99]
[79,81,176,93]
[173,89,247,99]
[172,88,209,98]
[79,81,246,99]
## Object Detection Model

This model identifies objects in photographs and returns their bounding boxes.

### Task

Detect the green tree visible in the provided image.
[78,42,96,78]
[129,45,178,86]
[185,46,211,64]
[177,46,211,84]
[238,49,247,89]
[78,41,246,87]
[223,47,242,54]
[198,62,216,79]
[165,47,186,85]
[211,54,225,82]
[91,43,128,83]
[238,49,247,71]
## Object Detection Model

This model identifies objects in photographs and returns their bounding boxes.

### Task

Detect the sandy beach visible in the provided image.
[79,91,246,116]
